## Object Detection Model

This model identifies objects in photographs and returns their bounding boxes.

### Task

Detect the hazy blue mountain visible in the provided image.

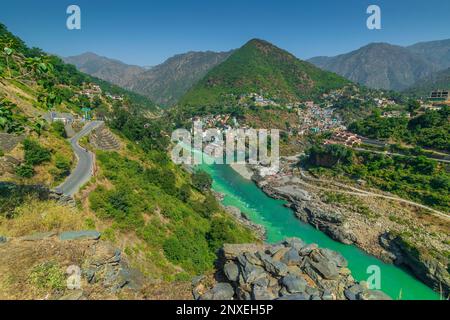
[63,52,146,87]
[308,43,435,91]
[65,51,232,106]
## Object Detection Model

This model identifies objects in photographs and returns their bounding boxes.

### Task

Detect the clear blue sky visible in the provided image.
[1,0,450,66]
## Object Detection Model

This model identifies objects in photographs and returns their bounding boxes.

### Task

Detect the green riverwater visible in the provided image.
[198,162,441,300]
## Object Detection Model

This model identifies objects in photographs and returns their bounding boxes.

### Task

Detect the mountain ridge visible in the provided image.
[65,50,233,106]
[308,39,450,91]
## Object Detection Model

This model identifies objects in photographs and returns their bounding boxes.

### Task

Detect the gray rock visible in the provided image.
[224,261,240,282]
[239,262,266,284]
[223,243,266,259]
[59,290,84,300]
[344,284,365,300]
[299,243,318,256]
[0,235,7,244]
[358,290,392,300]
[309,251,340,280]
[251,278,276,300]
[59,230,101,241]
[283,237,305,251]
[256,252,289,276]
[83,268,96,283]
[277,293,310,300]
[281,248,302,266]
[201,283,235,300]
[281,275,307,293]
[322,289,334,300]
[192,275,205,286]
[320,248,348,268]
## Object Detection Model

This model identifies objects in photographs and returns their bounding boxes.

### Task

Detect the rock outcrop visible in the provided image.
[380,232,450,297]
[0,230,144,300]
[194,239,392,300]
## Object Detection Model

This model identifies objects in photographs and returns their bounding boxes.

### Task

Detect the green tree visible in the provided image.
[192,170,213,191]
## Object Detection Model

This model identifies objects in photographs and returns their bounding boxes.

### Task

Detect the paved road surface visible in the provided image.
[55,121,103,196]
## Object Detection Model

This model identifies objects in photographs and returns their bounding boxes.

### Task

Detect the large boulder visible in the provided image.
[308,251,340,280]
[281,275,307,293]
[224,261,240,282]
[201,283,235,300]
[256,252,289,276]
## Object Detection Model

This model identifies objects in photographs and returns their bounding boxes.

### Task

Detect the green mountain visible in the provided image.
[180,39,350,107]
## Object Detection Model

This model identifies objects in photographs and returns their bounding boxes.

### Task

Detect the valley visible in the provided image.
[0,17,449,302]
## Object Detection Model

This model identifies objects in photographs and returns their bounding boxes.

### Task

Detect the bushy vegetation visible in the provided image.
[349,106,449,152]
[51,121,66,138]
[29,262,66,292]
[15,139,51,178]
[0,183,50,218]
[305,144,449,211]
[89,151,255,275]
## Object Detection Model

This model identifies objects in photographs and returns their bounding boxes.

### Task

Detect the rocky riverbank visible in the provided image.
[193,239,391,300]
[251,166,450,297]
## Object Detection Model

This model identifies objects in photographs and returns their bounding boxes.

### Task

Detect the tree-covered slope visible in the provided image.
[0,21,257,291]
[180,39,350,107]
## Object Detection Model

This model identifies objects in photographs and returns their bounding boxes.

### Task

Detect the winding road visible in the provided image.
[55,121,103,196]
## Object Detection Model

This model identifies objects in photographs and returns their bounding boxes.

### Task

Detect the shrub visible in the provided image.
[192,170,212,191]
[23,139,51,166]
[29,262,66,291]
[51,121,67,138]
[15,163,34,178]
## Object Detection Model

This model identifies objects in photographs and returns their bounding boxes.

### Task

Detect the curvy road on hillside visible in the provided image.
[55,121,103,196]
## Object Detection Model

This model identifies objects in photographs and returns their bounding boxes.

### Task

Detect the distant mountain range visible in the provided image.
[180,39,349,107]
[65,38,450,105]
[308,39,450,91]
[64,52,146,88]
[64,51,232,106]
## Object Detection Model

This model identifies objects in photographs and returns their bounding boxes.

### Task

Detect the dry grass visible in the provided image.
[0,199,88,237]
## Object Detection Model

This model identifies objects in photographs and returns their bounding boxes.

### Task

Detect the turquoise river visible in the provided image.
[197,161,441,300]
